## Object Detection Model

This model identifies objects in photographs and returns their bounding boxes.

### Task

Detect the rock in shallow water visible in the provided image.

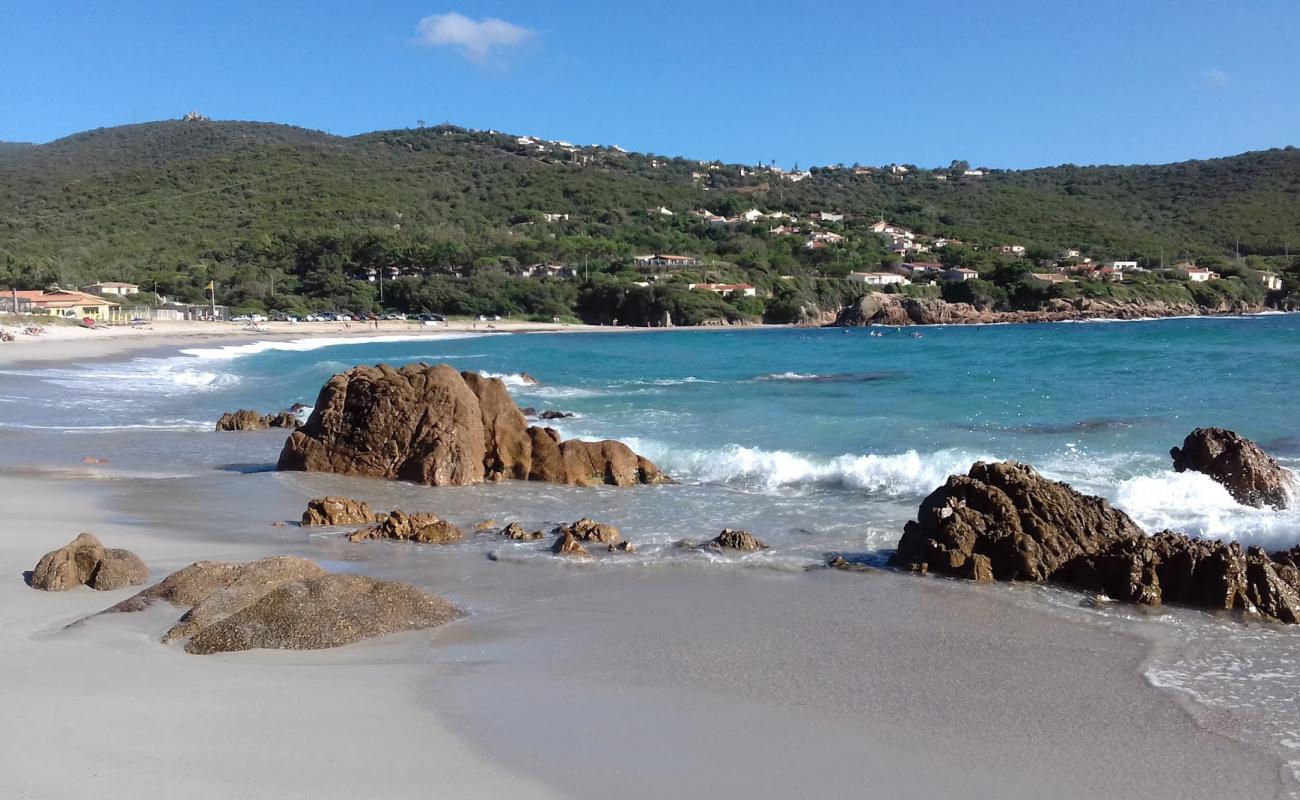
[347,510,465,544]
[99,555,462,654]
[30,533,148,591]
[276,363,668,488]
[301,496,379,526]
[890,461,1300,623]
[1170,427,1295,509]
[215,409,302,431]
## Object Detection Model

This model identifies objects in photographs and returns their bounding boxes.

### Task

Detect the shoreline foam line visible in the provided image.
[177,332,490,361]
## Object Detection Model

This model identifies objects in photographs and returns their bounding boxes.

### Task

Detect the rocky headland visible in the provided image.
[834,292,1265,327]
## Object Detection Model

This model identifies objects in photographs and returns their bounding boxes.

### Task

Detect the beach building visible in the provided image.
[687,283,757,297]
[847,272,910,286]
[943,268,979,282]
[81,281,140,297]
[10,289,120,320]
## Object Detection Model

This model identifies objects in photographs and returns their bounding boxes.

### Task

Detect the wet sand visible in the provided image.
[0,465,1290,799]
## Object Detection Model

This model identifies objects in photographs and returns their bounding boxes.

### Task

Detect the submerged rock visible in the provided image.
[99,555,462,654]
[473,519,498,532]
[705,528,768,552]
[347,511,465,545]
[891,461,1300,623]
[499,522,545,541]
[277,363,668,488]
[552,518,623,544]
[301,496,378,527]
[1170,427,1295,509]
[30,533,148,591]
[538,410,575,420]
[551,531,592,559]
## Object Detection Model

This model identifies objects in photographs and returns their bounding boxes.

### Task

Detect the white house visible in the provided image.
[964,169,986,177]
[1178,266,1220,282]
[899,262,944,277]
[82,281,140,297]
[541,213,570,223]
[869,220,913,239]
[648,206,675,217]
[1105,261,1138,272]
[817,212,845,223]
[1031,273,1075,285]
[739,209,767,223]
[943,268,979,282]
[847,272,910,286]
[688,283,757,297]
[1256,271,1283,291]
[996,244,1027,257]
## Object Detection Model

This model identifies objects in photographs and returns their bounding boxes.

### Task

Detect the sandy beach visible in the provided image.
[1,326,1297,799]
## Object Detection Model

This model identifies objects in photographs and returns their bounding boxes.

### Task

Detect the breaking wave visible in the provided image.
[1113,470,1300,550]
[622,440,989,496]
[178,332,486,361]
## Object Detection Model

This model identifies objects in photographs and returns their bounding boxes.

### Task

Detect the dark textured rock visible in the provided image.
[705,528,768,552]
[608,541,637,553]
[499,522,545,541]
[1170,427,1295,509]
[834,292,1251,328]
[538,410,575,420]
[30,533,148,591]
[347,511,465,545]
[891,461,1300,624]
[277,363,667,488]
[301,496,378,527]
[215,409,269,431]
[552,518,623,544]
[551,531,591,558]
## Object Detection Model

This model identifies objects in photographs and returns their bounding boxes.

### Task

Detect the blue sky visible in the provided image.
[1,1,1296,169]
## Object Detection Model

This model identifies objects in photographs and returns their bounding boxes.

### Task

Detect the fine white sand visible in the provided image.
[0,474,561,800]
[0,465,1291,799]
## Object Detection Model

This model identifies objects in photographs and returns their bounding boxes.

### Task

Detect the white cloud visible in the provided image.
[1203,68,1228,88]
[415,12,534,63]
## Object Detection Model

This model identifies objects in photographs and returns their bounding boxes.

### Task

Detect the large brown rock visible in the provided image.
[278,363,668,488]
[890,461,1300,623]
[184,574,463,655]
[552,518,623,544]
[30,533,148,591]
[705,528,769,552]
[833,292,1247,328]
[347,511,465,544]
[301,496,379,526]
[1170,427,1295,509]
[99,556,461,654]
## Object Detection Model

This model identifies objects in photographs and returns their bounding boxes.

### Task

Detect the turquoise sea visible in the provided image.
[2,314,1297,557]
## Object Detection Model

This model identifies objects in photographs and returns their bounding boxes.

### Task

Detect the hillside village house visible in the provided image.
[816,212,846,223]
[1176,265,1220,282]
[1031,273,1076,285]
[10,289,120,320]
[687,283,757,298]
[1104,261,1138,272]
[541,213,570,223]
[996,244,1027,256]
[82,281,140,296]
[869,220,913,239]
[634,254,701,269]
[898,262,944,278]
[1256,271,1283,291]
[848,271,910,286]
[943,267,979,282]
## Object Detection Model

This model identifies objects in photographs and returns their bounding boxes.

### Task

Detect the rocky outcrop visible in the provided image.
[891,461,1300,623]
[834,292,1262,328]
[30,533,149,591]
[705,528,769,552]
[301,496,379,527]
[538,410,575,420]
[552,518,623,545]
[1170,428,1294,509]
[100,555,462,654]
[215,409,302,431]
[347,511,465,544]
[277,364,668,488]
[499,522,545,541]
[551,531,591,558]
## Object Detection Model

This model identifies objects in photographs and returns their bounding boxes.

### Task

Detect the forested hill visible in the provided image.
[0,119,1297,322]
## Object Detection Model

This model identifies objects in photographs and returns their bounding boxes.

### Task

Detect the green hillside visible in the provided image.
[0,119,1297,323]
